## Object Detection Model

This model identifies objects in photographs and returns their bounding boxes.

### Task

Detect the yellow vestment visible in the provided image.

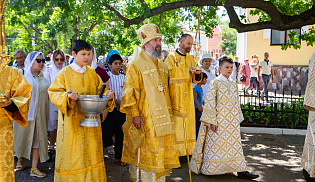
[48,66,114,182]
[301,51,315,177]
[0,66,32,181]
[165,51,201,156]
[120,47,180,181]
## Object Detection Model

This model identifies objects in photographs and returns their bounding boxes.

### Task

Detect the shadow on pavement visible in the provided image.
[167,133,305,182]
[15,133,306,182]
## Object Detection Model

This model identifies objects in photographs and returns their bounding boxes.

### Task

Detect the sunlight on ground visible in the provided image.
[251,144,270,150]
[170,177,183,181]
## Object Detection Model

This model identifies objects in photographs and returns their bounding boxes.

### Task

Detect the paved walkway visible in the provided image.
[15,133,306,182]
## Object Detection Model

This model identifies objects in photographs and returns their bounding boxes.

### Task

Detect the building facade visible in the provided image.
[236,8,313,93]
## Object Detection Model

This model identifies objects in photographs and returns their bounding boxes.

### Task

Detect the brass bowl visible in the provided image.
[77,95,110,127]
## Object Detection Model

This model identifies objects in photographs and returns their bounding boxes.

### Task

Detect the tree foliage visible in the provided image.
[4,0,315,57]
[218,25,237,56]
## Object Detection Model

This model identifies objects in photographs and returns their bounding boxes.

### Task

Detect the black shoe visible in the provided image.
[237,171,259,179]
[303,169,315,182]
[48,149,55,161]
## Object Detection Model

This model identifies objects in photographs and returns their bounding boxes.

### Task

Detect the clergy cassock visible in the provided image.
[165,50,201,156]
[48,65,114,182]
[190,75,247,175]
[301,51,315,177]
[120,44,180,181]
[0,66,32,181]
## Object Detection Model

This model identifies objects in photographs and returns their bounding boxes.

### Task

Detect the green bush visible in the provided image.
[241,98,308,129]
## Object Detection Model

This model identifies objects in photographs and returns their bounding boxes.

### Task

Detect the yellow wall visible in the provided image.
[246,9,314,65]
[246,30,313,65]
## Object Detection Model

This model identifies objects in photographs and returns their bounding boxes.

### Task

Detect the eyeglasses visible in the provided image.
[55,58,65,62]
[35,59,45,63]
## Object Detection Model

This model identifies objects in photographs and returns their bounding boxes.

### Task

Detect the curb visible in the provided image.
[240,127,307,136]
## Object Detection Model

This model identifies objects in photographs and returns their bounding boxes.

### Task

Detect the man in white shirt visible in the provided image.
[12,49,26,75]
[258,52,274,100]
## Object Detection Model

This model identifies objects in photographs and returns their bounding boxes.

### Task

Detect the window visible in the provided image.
[270,29,301,45]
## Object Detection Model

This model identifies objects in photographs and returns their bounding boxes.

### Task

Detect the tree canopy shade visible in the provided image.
[117,0,314,32]
[5,0,315,55]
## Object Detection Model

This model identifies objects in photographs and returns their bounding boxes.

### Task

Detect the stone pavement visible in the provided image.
[15,133,306,182]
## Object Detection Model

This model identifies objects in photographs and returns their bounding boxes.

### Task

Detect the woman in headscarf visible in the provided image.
[13,51,50,178]
[47,49,66,160]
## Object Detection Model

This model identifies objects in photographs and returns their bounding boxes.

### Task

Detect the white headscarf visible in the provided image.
[48,49,66,83]
[24,51,49,121]
[90,47,97,69]
[47,50,66,125]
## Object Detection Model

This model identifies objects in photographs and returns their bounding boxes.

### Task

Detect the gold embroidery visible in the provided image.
[173,111,188,118]
[169,77,189,83]
[217,98,238,103]
[155,115,167,119]
[155,107,162,111]
[155,121,171,127]
[130,46,173,138]
[55,162,105,175]
[202,157,245,163]
[203,109,216,115]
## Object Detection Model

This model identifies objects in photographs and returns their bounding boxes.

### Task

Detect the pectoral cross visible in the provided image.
[157,84,164,92]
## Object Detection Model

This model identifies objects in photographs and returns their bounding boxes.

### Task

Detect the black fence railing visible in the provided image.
[239,90,308,129]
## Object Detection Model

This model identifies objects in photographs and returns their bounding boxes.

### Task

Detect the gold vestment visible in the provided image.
[120,47,180,181]
[165,51,201,156]
[48,66,114,182]
[0,66,32,181]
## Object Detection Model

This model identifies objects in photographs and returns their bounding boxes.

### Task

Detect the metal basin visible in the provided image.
[77,95,110,127]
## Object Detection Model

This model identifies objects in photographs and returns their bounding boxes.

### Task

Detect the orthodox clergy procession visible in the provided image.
[2,0,315,181]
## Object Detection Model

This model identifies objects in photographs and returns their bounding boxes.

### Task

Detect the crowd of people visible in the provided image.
[235,53,275,101]
[1,22,314,182]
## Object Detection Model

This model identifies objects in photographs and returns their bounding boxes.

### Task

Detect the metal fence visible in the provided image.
[239,90,308,129]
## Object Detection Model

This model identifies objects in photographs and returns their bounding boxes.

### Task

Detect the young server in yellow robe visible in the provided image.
[190,56,259,180]
[121,24,180,182]
[0,65,32,181]
[48,40,115,182]
[165,34,202,156]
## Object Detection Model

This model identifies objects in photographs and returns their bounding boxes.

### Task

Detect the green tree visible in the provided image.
[5,0,315,57]
[218,26,237,56]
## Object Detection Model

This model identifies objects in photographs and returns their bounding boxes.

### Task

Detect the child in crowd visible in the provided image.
[48,40,115,181]
[190,56,259,180]
[103,53,126,166]
[193,72,208,138]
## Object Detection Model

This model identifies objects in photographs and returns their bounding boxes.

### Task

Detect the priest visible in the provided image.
[165,34,202,157]
[120,23,180,182]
